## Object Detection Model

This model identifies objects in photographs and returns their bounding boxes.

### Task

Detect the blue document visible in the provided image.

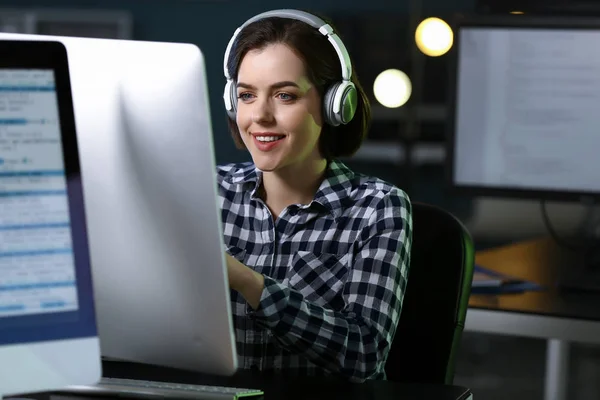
[471,265,543,294]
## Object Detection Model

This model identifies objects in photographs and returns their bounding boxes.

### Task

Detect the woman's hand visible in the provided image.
[225,253,265,310]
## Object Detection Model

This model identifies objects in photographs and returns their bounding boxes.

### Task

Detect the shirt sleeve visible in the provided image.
[250,190,412,382]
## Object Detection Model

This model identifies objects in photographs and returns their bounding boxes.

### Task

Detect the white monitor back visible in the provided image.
[0,33,238,376]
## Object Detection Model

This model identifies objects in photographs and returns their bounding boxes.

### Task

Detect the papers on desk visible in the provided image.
[471,265,543,294]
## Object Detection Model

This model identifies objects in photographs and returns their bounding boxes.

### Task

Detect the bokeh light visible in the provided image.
[415,17,454,57]
[373,69,412,108]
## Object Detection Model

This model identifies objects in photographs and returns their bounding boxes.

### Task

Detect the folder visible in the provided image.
[471,265,543,294]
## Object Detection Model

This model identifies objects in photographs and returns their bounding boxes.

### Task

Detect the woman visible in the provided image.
[217,9,412,382]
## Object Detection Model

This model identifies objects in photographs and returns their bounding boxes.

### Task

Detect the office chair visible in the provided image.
[385,202,475,385]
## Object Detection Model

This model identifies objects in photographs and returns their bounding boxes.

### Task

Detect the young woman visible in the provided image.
[217,9,412,382]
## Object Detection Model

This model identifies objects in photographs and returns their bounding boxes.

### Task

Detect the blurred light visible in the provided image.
[373,69,412,108]
[415,17,453,57]
[510,11,525,14]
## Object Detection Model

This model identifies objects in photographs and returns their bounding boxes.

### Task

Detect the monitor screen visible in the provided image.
[450,22,600,199]
[0,68,96,344]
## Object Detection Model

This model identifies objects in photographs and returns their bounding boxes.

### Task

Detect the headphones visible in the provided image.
[223,9,357,127]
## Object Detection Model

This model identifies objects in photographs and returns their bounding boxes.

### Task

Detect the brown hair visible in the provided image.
[225,13,371,160]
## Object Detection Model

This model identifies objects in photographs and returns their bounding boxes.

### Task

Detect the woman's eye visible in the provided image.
[277,93,296,101]
[238,93,253,100]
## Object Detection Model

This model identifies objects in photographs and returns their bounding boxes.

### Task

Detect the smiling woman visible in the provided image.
[216,9,413,383]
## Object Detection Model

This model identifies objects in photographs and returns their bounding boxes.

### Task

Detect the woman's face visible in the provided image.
[235,43,324,173]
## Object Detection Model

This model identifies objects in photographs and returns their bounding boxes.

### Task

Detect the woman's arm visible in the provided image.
[230,190,412,382]
[226,254,264,309]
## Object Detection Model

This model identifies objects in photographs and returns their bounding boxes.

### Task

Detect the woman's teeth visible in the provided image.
[256,136,282,142]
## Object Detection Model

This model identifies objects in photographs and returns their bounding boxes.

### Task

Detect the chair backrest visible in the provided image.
[385,202,475,384]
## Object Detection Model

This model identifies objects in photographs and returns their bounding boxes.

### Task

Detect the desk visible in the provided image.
[465,237,600,400]
[15,361,473,400]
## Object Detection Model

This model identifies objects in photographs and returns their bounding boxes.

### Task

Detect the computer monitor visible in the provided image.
[0,40,101,397]
[447,15,600,203]
[447,15,600,291]
[0,33,238,376]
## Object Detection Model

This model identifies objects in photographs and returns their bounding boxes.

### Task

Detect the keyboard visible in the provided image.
[61,377,264,400]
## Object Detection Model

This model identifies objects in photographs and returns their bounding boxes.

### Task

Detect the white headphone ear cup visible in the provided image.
[323,81,357,126]
[339,82,358,125]
[322,83,342,127]
[223,80,237,120]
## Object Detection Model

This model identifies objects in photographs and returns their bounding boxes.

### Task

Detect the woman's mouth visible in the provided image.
[251,133,285,151]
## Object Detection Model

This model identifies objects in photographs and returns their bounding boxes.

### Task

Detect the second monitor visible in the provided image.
[0,33,238,376]
[448,15,600,202]
[447,15,600,292]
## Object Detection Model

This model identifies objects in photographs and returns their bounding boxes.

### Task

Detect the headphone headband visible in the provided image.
[222,9,358,127]
[222,9,352,82]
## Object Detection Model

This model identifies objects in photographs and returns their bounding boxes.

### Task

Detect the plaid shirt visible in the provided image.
[217,160,412,382]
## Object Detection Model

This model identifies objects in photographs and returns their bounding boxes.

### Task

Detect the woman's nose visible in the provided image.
[251,98,274,124]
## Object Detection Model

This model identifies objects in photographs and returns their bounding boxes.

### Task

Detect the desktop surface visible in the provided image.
[13,360,473,400]
[470,237,600,322]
